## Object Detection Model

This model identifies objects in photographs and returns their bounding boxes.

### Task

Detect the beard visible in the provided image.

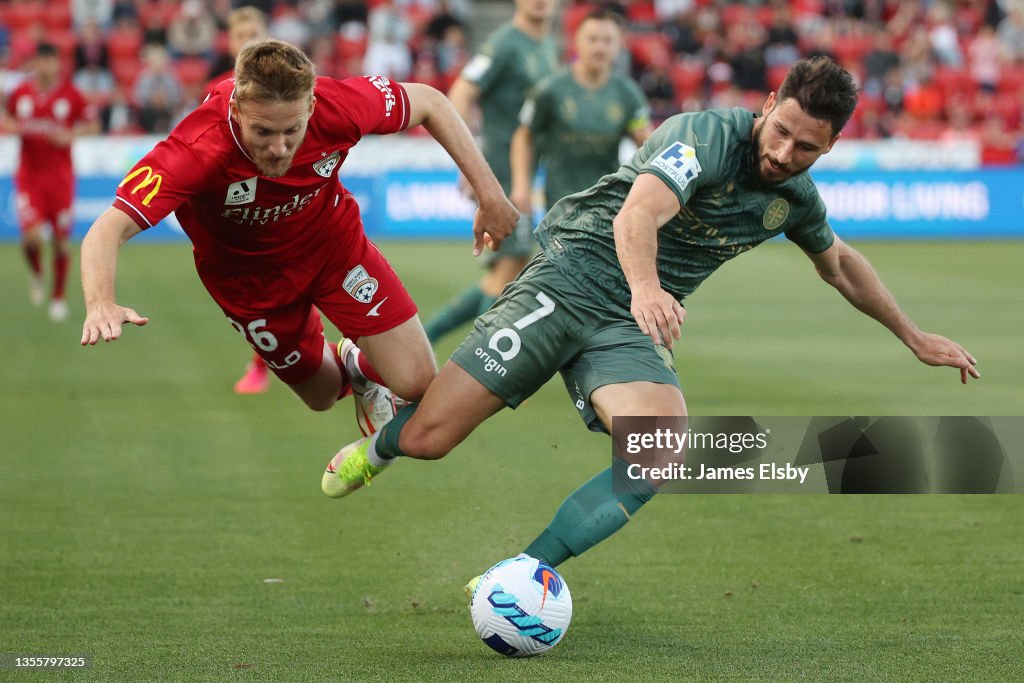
[255,155,293,177]
[750,124,804,186]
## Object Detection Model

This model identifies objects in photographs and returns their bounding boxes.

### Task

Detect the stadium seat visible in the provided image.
[934,66,976,99]
[107,27,144,63]
[767,63,789,91]
[4,0,43,31]
[670,62,706,97]
[40,2,72,30]
[175,57,212,89]
[112,59,143,91]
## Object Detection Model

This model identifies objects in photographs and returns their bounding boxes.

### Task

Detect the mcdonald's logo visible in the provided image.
[119,166,163,206]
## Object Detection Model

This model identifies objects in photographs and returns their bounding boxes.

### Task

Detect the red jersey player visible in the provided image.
[3,43,99,321]
[201,5,274,395]
[79,40,518,437]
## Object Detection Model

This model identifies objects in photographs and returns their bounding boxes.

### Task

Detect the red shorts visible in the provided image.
[195,233,418,385]
[16,183,73,237]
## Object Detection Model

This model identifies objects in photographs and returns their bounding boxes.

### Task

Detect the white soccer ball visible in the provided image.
[469,555,572,657]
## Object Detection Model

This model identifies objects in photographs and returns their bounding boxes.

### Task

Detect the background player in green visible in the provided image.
[424,0,558,344]
[323,58,979,573]
[509,8,651,217]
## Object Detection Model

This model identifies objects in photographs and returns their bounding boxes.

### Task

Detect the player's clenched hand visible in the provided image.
[472,196,520,256]
[909,332,979,384]
[81,302,149,345]
[631,286,686,349]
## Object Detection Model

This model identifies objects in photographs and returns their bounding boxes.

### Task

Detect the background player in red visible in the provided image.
[79,40,518,430]
[200,5,275,395]
[3,43,99,322]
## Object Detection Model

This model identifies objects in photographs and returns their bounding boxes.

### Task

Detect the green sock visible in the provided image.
[523,460,656,568]
[375,404,418,459]
[476,293,498,315]
[424,284,484,342]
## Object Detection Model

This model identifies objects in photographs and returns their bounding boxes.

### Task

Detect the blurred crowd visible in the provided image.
[1,0,1022,163]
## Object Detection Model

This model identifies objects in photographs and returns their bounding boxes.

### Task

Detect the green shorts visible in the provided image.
[481,212,535,266]
[450,253,681,433]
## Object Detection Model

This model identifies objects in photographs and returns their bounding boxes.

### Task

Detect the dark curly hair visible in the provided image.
[777,57,859,136]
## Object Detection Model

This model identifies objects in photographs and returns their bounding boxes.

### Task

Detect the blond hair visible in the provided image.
[234,39,316,104]
[228,5,267,31]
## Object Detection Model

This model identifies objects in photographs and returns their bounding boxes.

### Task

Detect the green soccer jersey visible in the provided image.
[535,107,835,310]
[520,68,650,208]
[460,22,558,190]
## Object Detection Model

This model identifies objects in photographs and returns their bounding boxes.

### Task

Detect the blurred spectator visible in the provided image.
[142,10,169,47]
[433,21,468,76]
[111,0,138,23]
[663,9,701,57]
[928,2,965,67]
[979,111,1019,163]
[728,18,769,93]
[73,0,115,30]
[862,30,900,98]
[333,0,370,33]
[75,20,110,72]
[997,0,1024,60]
[269,4,312,49]
[363,0,413,79]
[654,0,695,21]
[968,24,1006,92]
[208,6,268,83]
[637,59,676,120]
[133,44,183,133]
[764,5,801,67]
[168,0,218,59]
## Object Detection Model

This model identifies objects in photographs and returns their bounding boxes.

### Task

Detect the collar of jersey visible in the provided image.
[226,87,257,165]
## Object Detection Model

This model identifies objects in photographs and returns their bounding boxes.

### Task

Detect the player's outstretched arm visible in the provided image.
[81,207,148,346]
[613,173,686,349]
[806,237,979,384]
[402,82,519,256]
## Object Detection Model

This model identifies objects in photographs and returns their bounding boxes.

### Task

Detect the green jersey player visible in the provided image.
[424,0,559,344]
[324,58,979,574]
[510,9,651,216]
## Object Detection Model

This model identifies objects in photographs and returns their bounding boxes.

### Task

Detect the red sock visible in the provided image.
[53,250,69,300]
[24,243,42,276]
[356,352,385,386]
[252,352,266,370]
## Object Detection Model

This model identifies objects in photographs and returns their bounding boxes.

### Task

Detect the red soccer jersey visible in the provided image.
[6,79,94,189]
[113,75,411,268]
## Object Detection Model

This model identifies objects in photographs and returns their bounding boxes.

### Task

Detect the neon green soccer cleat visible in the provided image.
[321,436,390,498]
[463,575,482,602]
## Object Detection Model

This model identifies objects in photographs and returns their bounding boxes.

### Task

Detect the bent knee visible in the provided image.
[301,395,336,412]
[400,420,453,460]
[389,366,436,403]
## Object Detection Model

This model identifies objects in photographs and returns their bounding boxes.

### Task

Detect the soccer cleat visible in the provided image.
[463,575,482,602]
[338,338,405,436]
[234,360,270,394]
[29,276,45,307]
[48,299,68,322]
[321,436,391,498]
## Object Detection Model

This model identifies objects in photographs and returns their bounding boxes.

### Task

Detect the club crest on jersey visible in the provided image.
[313,151,341,178]
[763,198,790,231]
[343,265,379,303]
[225,177,258,205]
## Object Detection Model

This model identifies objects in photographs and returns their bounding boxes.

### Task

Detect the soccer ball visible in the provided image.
[469,555,572,657]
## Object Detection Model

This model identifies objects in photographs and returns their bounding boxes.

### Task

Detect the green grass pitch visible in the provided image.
[1,240,1022,681]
